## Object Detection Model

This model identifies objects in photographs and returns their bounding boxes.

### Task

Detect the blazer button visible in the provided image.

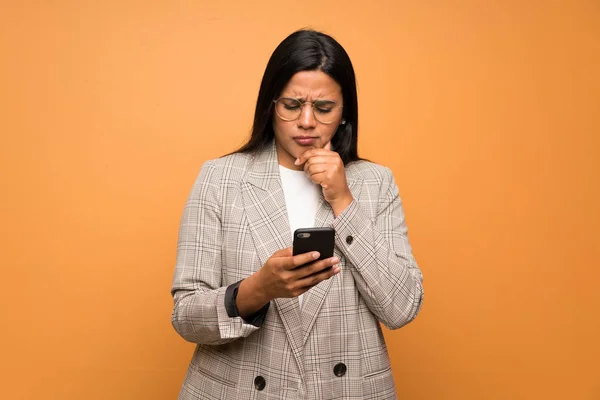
[346,235,353,244]
[254,375,266,391]
[333,363,347,377]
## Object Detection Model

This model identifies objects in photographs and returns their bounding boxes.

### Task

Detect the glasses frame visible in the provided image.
[273,97,343,125]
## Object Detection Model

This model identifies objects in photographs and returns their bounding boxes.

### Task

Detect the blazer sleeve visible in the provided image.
[170,161,262,344]
[331,166,424,330]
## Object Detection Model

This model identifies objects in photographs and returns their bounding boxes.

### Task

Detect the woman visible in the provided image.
[171,29,424,399]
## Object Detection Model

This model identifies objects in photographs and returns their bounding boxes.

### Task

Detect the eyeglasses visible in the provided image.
[273,97,343,124]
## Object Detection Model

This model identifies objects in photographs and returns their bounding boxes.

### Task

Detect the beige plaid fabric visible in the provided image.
[171,141,423,399]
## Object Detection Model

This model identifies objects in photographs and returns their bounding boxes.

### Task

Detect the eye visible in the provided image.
[315,101,336,114]
[280,98,301,110]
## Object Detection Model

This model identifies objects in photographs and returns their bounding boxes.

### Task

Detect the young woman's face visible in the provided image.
[272,70,344,170]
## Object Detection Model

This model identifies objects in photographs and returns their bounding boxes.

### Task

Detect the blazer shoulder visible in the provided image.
[195,152,253,183]
[206,152,253,171]
[346,160,394,183]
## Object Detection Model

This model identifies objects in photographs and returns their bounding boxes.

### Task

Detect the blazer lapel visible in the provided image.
[241,142,305,377]
[301,173,363,345]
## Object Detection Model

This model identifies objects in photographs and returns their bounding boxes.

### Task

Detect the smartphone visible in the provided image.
[292,227,335,261]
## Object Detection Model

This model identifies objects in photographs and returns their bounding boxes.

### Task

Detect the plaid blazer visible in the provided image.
[171,141,424,399]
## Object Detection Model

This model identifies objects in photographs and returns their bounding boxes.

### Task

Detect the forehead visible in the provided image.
[280,70,342,99]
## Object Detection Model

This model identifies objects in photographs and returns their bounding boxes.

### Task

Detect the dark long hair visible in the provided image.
[234,29,362,165]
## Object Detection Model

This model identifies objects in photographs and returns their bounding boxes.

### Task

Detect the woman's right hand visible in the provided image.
[236,247,340,318]
[258,247,340,299]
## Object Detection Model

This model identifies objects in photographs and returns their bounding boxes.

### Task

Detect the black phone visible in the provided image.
[292,227,335,261]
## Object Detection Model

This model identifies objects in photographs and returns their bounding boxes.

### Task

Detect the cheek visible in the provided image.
[273,118,292,139]
[323,125,340,142]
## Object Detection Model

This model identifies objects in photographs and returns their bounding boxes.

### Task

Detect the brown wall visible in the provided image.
[1,1,598,399]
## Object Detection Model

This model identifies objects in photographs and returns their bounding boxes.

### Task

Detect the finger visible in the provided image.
[307,171,328,187]
[303,155,334,169]
[296,257,339,278]
[294,150,314,166]
[305,165,328,179]
[295,148,333,166]
[296,263,341,289]
[283,251,321,270]
[304,157,331,172]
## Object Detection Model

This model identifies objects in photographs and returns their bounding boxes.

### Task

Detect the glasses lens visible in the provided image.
[275,98,301,121]
[313,100,339,124]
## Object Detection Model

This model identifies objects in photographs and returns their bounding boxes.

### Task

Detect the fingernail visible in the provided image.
[332,266,341,273]
[294,158,300,165]
[331,257,339,264]
[312,252,320,259]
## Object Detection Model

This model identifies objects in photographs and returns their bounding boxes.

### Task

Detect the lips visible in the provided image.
[293,136,317,146]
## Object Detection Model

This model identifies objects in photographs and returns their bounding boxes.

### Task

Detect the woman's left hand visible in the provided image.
[295,142,353,216]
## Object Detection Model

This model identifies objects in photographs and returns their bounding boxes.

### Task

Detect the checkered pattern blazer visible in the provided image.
[171,141,424,399]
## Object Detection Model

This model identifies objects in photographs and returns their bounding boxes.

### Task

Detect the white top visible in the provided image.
[279,165,321,309]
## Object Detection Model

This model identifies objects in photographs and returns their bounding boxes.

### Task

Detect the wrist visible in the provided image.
[329,193,353,217]
[237,272,271,318]
[232,275,271,327]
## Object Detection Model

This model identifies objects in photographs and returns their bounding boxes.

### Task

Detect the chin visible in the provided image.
[283,143,302,159]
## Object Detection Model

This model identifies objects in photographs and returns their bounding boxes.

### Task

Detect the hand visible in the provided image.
[249,247,340,302]
[295,142,353,216]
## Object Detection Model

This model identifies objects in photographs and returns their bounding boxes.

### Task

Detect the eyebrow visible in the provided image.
[282,96,338,103]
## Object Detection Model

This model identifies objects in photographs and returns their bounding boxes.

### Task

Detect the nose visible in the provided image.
[297,103,316,129]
